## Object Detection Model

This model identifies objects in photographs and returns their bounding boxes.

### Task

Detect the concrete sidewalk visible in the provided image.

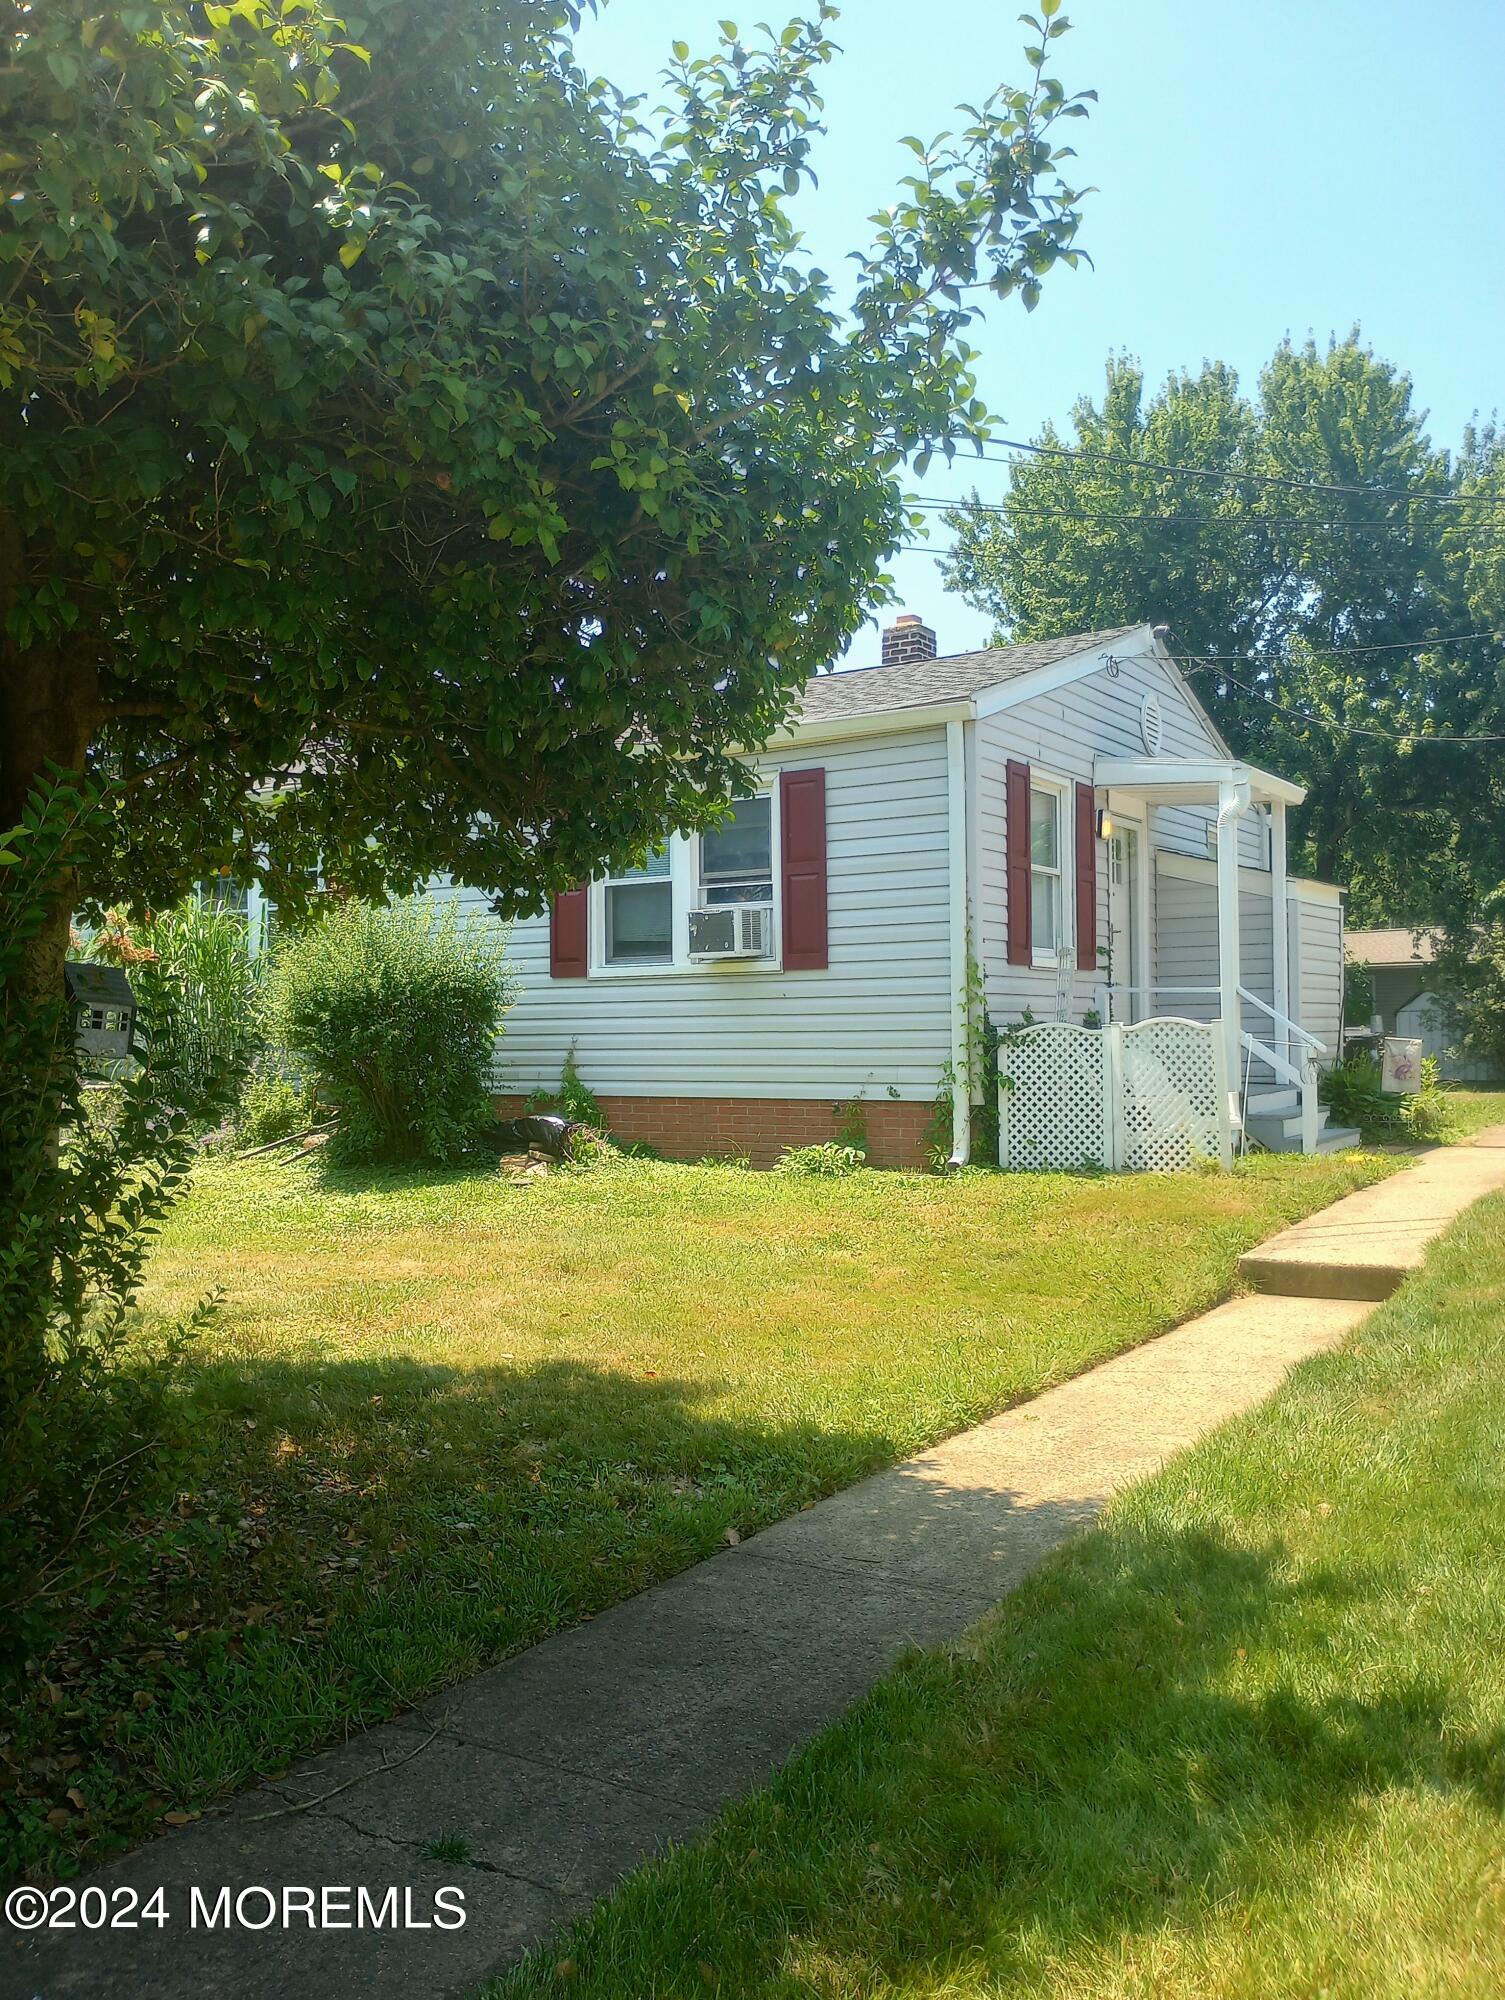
[1239,1125,1505,1299]
[11,1139,1504,2000]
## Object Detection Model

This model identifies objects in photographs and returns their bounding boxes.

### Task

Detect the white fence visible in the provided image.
[998,1018,1232,1173]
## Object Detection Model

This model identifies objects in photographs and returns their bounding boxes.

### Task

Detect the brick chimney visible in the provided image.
[881,612,938,667]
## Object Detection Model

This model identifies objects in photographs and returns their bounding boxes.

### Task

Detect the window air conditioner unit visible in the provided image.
[688,903,773,959]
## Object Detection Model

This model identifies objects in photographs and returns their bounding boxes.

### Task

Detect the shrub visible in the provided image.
[1319,1053,1406,1136]
[1402,1056,1456,1143]
[85,897,262,1124]
[774,1141,866,1177]
[238,1065,317,1148]
[1319,1051,1455,1144]
[528,1045,606,1131]
[267,899,512,1164]
[1,779,214,1675]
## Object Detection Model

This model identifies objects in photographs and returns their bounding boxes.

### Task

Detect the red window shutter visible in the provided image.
[549,887,588,978]
[1075,781,1098,972]
[780,767,828,971]
[1005,758,1032,966]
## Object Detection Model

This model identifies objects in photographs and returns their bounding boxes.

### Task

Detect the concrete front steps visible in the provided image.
[1243,1084,1361,1155]
[1239,1125,1505,1299]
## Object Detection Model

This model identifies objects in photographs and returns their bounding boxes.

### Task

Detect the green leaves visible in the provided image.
[1,0,1089,938]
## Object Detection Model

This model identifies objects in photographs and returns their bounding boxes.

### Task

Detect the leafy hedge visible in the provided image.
[267,899,513,1164]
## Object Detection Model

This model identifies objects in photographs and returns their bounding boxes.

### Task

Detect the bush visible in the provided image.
[1,779,213,1676]
[529,1046,606,1132]
[1319,1051,1455,1144]
[1319,1053,1402,1135]
[774,1141,866,1177]
[267,898,513,1164]
[238,1065,317,1148]
[1402,1056,1456,1143]
[85,898,262,1124]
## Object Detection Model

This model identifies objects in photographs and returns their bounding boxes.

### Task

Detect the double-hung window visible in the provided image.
[591,792,778,973]
[602,845,673,966]
[698,795,774,909]
[1030,785,1065,963]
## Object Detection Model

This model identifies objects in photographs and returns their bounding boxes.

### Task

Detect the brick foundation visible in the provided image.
[494,1093,935,1169]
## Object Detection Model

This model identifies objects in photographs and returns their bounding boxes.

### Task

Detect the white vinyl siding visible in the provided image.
[1288,888,1345,1061]
[974,641,1265,1026]
[436,727,954,1103]
[1154,859,1275,1035]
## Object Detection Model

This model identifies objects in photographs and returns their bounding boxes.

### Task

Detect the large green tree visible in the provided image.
[943,337,1505,922]
[0,0,1091,1002]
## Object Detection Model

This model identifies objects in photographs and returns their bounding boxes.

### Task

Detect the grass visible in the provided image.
[1439,1084,1505,1140]
[489,1192,1505,2000]
[2,1146,1396,1881]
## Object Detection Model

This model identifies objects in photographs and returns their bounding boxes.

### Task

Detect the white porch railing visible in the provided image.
[999,1019,1232,1173]
[1237,985,1328,1155]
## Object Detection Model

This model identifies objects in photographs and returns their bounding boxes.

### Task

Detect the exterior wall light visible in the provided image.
[1096,806,1115,841]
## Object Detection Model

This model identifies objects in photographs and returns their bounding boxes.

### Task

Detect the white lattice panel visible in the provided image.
[1118,1018,1225,1171]
[999,1024,1108,1171]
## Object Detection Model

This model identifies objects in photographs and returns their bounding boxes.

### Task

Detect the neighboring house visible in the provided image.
[1346,927,1498,1082]
[1345,927,1439,1035]
[434,615,1354,1167]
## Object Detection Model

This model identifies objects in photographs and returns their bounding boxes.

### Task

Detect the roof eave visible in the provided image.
[756,699,975,751]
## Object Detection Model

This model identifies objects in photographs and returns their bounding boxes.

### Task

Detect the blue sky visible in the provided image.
[573,0,1505,662]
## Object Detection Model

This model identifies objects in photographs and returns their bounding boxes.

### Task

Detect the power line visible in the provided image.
[952,436,1505,512]
[1174,659,1505,744]
[891,545,1505,614]
[915,494,1505,541]
[1170,629,1501,660]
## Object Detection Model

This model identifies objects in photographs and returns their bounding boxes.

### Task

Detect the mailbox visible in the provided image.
[64,960,139,1063]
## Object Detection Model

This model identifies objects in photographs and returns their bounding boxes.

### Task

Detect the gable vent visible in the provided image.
[1140,692,1164,756]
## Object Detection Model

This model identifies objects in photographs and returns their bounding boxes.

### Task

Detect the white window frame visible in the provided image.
[586,784,782,978]
[596,843,678,972]
[1028,774,1072,970]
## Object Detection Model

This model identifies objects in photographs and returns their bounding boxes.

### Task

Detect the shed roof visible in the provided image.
[794,626,1147,725]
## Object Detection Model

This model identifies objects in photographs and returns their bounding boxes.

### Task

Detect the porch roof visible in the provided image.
[1094,756,1306,809]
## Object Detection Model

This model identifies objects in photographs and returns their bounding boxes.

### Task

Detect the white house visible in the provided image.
[440,615,1355,1168]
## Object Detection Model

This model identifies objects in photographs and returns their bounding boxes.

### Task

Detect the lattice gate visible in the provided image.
[1117,1018,1229,1171]
[999,1018,1230,1173]
[997,1023,1111,1171]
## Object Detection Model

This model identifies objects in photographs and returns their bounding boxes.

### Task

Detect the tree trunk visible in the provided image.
[1,641,100,1020]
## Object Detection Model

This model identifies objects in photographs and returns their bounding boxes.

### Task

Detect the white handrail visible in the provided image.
[1240,1028,1304,1090]
[1237,984,1327,1057]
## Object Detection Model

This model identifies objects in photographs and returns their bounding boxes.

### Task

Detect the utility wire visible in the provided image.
[1170,629,1501,660]
[952,436,1505,512]
[913,494,1505,540]
[891,545,1505,621]
[1174,659,1505,744]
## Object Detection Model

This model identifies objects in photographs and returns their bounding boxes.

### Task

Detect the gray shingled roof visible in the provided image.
[1346,927,1439,968]
[795,625,1148,724]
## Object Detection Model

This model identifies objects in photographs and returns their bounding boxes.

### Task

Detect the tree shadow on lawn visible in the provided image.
[504,1510,1505,1997]
[2,1346,893,1883]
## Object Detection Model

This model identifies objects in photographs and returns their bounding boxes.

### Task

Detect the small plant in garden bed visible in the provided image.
[774,1142,867,1177]
[1320,1051,1455,1143]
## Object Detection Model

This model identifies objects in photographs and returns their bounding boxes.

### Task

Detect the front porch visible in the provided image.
[1000,757,1355,1168]
[1097,755,1354,1156]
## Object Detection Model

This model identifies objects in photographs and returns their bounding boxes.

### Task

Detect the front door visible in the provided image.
[1107,822,1144,1021]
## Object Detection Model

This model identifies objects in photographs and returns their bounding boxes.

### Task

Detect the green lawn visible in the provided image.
[3,1147,1395,1881]
[491,1191,1505,2000]
[1441,1084,1505,1139]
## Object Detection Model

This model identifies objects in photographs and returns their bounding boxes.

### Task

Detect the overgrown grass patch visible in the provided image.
[3,1146,1393,1881]
[489,1191,1505,2000]
[1440,1084,1505,1139]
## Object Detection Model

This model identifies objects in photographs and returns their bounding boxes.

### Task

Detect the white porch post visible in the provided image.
[1270,799,1290,1066]
[1216,779,1244,1132]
